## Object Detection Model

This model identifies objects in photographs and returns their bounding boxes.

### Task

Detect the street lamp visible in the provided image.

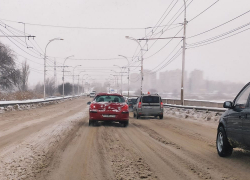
[44,38,63,100]
[77,71,86,95]
[63,55,74,98]
[81,74,88,94]
[110,74,119,93]
[73,65,81,97]
[125,36,143,95]
[118,55,130,98]
[113,65,126,95]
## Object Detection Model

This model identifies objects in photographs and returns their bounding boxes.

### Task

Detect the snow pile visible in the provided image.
[164,107,223,122]
[0,99,70,114]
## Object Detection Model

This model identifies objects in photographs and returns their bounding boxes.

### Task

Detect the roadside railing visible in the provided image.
[164,104,226,112]
[162,98,224,108]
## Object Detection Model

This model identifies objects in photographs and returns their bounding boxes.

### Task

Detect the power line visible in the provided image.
[188,0,220,23]
[187,26,250,49]
[0,18,156,30]
[187,21,250,47]
[187,9,250,39]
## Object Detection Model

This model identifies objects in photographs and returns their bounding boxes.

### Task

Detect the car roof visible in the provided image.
[128,97,138,99]
[96,93,123,97]
[141,94,161,97]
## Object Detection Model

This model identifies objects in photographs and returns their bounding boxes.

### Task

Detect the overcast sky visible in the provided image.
[0,0,250,87]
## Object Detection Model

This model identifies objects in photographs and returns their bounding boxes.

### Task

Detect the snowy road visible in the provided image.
[0,97,250,180]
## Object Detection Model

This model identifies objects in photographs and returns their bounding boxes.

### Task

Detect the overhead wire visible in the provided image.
[188,0,220,23]
[187,9,250,39]
[187,21,250,47]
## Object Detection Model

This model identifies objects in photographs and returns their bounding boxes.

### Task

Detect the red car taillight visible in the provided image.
[89,104,97,113]
[161,102,163,109]
[90,103,94,109]
[122,104,128,111]
[138,102,142,108]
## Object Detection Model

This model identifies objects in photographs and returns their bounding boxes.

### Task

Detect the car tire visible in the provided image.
[133,112,136,118]
[216,126,233,157]
[89,120,93,126]
[136,112,140,119]
[123,121,129,127]
[159,115,163,119]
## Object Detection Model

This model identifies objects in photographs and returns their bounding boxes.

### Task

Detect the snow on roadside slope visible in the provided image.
[164,107,224,123]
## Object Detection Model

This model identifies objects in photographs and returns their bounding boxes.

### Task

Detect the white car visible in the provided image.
[89,92,96,97]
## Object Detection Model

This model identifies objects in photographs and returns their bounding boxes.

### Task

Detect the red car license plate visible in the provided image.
[102,115,116,118]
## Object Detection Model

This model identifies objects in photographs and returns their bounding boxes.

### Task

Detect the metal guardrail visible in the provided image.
[164,104,226,112]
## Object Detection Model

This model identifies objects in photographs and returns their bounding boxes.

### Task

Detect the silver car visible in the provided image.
[133,94,164,119]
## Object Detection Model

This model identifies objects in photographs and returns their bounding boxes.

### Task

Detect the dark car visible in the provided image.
[87,93,129,127]
[133,94,163,119]
[127,97,137,110]
[217,82,250,157]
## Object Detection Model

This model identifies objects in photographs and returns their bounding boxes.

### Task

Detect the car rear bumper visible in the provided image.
[137,110,163,116]
[89,111,129,121]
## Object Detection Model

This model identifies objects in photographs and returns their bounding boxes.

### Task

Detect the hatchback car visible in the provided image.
[217,82,250,157]
[87,93,129,127]
[133,94,164,119]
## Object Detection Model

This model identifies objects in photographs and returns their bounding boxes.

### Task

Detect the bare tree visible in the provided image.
[20,60,30,91]
[0,42,17,91]
[45,78,55,96]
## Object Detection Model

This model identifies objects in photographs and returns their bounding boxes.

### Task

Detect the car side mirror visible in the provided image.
[223,101,233,109]
[87,101,91,105]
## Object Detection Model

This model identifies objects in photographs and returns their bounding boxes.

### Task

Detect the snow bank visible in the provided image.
[164,107,224,122]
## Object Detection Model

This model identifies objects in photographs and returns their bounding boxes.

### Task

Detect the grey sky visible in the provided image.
[0,0,250,86]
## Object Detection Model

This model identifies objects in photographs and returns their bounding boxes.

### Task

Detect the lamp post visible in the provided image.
[118,55,130,98]
[181,0,187,105]
[77,71,86,95]
[73,65,81,97]
[125,36,143,95]
[113,65,126,95]
[81,74,88,94]
[111,74,119,93]
[63,55,74,98]
[44,38,63,100]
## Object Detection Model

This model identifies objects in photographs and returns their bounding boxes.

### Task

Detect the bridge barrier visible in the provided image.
[162,98,224,108]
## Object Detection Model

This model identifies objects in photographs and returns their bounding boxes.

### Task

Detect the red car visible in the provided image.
[87,93,129,127]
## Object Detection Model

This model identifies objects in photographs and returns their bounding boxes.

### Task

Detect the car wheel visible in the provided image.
[136,112,140,119]
[133,112,136,118]
[159,115,163,119]
[89,120,92,126]
[123,121,129,127]
[216,126,233,157]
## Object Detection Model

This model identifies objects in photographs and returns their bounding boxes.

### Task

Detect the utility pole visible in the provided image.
[73,65,81,97]
[133,0,187,104]
[118,55,130,98]
[63,55,74,98]
[181,0,187,106]
[54,59,57,95]
[125,36,144,95]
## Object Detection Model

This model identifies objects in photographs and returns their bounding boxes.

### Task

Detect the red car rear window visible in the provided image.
[95,95,125,103]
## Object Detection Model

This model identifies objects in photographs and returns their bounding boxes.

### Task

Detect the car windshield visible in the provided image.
[95,95,125,103]
[128,99,137,103]
[142,96,160,103]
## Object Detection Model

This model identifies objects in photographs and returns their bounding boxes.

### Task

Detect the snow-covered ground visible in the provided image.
[164,106,225,123]
[0,96,75,114]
